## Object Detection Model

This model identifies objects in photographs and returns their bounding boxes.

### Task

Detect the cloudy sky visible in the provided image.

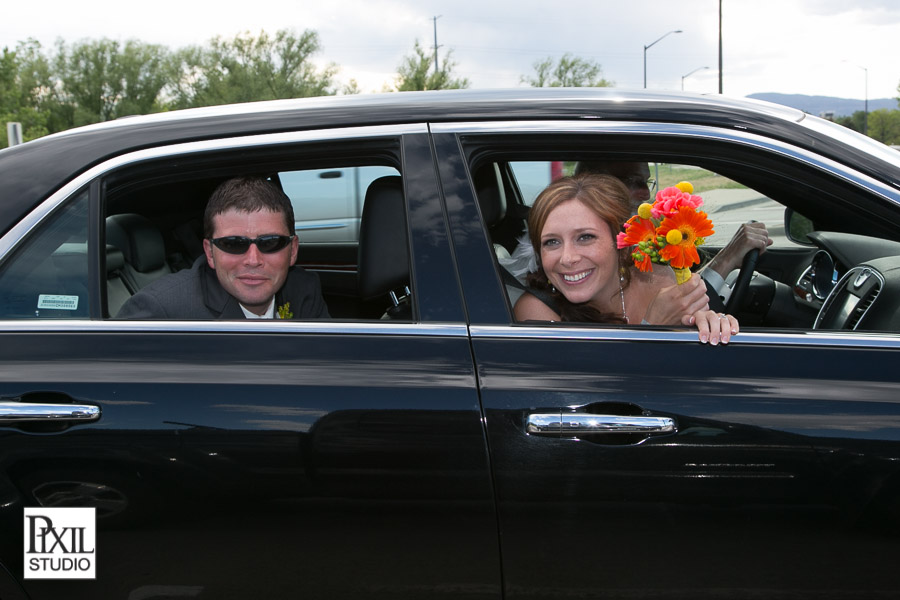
[2,0,898,101]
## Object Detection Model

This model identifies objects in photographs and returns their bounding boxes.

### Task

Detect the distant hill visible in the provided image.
[747,93,896,117]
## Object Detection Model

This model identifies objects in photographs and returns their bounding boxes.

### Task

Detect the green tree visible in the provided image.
[0,40,59,145]
[866,109,900,145]
[391,40,469,91]
[523,53,612,88]
[54,38,172,126]
[170,29,337,108]
[834,110,867,134]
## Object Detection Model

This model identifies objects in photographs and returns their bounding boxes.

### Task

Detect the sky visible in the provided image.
[1,0,898,102]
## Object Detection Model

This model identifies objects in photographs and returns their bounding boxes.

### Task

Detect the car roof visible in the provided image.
[1,88,897,234]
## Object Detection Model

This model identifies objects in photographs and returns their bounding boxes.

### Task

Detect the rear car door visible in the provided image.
[434,121,900,600]
[0,125,501,599]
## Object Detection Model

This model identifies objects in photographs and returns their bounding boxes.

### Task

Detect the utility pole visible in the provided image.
[718,0,723,94]
[432,15,442,76]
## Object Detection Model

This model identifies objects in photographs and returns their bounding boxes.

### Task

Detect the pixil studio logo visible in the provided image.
[23,507,96,579]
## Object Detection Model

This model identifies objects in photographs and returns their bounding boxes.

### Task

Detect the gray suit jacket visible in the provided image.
[116,257,330,320]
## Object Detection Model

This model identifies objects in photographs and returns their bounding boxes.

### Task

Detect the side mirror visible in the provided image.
[785,208,815,245]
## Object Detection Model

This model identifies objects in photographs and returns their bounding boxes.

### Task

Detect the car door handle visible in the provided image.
[527,412,676,436]
[0,400,100,423]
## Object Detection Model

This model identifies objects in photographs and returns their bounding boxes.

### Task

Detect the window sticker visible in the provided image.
[37,295,79,311]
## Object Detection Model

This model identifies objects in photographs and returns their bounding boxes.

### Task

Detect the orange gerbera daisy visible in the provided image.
[617,215,659,272]
[617,215,656,248]
[657,207,714,269]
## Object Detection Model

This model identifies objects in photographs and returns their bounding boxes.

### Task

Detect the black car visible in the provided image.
[1,88,899,599]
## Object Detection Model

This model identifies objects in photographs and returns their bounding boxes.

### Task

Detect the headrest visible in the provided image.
[474,164,506,229]
[105,245,126,272]
[358,176,409,301]
[106,213,167,272]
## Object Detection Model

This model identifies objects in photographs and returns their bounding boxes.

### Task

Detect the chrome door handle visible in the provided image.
[527,412,675,436]
[0,400,100,423]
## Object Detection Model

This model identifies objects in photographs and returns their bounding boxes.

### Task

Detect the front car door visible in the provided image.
[0,124,501,599]
[434,120,900,599]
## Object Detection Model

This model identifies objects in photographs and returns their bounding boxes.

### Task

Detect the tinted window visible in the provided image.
[282,166,400,244]
[0,189,90,319]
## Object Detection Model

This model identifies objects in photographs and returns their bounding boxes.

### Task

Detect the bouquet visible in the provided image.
[616,181,714,284]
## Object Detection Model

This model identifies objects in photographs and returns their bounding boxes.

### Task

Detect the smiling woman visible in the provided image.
[513,173,739,344]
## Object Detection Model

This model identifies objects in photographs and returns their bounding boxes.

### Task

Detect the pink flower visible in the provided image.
[651,186,704,219]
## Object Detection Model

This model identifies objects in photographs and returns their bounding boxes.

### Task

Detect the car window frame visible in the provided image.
[434,119,900,347]
[0,123,449,326]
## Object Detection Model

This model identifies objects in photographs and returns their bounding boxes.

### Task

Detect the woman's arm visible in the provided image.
[643,273,739,344]
[514,292,562,322]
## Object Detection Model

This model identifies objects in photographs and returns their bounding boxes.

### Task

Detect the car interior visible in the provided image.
[471,150,900,333]
[100,166,412,321]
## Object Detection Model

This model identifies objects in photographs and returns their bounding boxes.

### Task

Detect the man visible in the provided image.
[575,160,773,307]
[117,177,329,320]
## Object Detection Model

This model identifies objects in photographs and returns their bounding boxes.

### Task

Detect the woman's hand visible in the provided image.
[644,274,710,325]
[685,310,740,344]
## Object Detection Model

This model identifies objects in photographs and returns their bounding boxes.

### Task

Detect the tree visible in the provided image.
[866,109,900,145]
[523,53,612,88]
[0,40,59,144]
[54,38,172,126]
[391,40,469,91]
[169,29,338,108]
[834,110,867,134]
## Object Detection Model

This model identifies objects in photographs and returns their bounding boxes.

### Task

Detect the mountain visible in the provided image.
[746,93,896,117]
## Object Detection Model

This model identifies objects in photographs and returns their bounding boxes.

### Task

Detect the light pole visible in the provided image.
[681,66,709,91]
[643,30,682,89]
[843,61,869,136]
[858,65,869,136]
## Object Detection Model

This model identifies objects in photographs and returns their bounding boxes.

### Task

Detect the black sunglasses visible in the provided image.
[209,235,294,255]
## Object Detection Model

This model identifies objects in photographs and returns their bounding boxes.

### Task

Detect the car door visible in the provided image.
[0,126,501,599]
[433,121,900,599]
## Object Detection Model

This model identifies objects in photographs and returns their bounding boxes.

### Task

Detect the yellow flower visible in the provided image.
[637,203,654,220]
[277,302,293,319]
[675,181,694,193]
[665,229,683,245]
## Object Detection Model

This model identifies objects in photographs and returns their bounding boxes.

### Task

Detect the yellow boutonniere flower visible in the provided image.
[277,302,293,319]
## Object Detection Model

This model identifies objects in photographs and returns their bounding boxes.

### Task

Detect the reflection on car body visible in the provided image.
[0,88,899,599]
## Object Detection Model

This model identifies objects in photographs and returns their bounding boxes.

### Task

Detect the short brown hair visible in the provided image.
[203,177,295,238]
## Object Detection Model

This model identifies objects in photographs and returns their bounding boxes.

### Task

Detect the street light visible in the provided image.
[643,29,682,89]
[842,60,869,136]
[681,66,709,91]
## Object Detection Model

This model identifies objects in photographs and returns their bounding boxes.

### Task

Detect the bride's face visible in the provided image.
[539,199,618,307]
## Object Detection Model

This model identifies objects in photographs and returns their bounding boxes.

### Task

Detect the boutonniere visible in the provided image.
[277,302,293,319]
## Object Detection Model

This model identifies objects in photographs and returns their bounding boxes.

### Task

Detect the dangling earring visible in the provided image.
[550,284,557,293]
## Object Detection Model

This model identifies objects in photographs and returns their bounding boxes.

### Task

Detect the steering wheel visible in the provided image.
[725,248,759,314]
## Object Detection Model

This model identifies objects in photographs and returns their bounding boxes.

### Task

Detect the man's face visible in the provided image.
[602,162,653,208]
[202,209,298,315]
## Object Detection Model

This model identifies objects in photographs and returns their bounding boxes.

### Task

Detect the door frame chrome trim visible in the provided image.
[0,123,428,259]
[431,120,899,203]
[0,320,468,337]
[470,324,900,349]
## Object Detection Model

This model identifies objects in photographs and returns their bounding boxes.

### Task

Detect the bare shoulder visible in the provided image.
[514,292,561,322]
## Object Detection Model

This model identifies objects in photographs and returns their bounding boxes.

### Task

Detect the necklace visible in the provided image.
[619,276,628,323]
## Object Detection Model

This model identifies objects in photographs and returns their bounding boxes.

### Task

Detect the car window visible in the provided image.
[281,166,400,244]
[652,163,793,249]
[477,145,900,334]
[100,154,409,321]
[0,138,413,322]
[0,189,90,319]
[510,161,792,249]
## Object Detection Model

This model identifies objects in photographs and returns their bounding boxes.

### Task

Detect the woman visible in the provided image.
[514,174,739,344]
